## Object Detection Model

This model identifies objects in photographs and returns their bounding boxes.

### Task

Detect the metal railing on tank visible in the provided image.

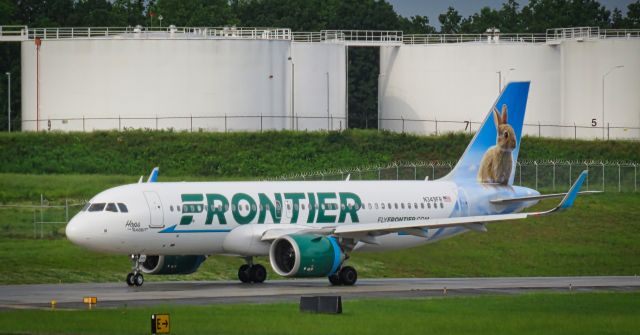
[21,26,292,41]
[403,33,547,44]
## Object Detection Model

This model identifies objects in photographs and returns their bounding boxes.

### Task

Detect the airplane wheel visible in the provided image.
[328,273,341,286]
[250,264,267,283]
[339,266,357,286]
[238,264,251,283]
[126,273,135,287]
[132,273,144,287]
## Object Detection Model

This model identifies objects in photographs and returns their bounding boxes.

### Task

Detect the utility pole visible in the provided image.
[602,65,624,140]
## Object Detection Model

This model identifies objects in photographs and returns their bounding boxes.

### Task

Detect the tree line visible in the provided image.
[1,0,639,130]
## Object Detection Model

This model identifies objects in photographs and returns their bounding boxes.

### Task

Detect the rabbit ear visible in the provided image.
[493,107,501,127]
[501,104,508,124]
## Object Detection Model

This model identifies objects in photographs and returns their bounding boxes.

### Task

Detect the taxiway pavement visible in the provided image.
[0,276,638,309]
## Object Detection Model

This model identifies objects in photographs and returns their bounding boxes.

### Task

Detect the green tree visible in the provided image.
[154,0,237,27]
[622,0,640,28]
[234,0,334,31]
[520,0,611,32]
[400,15,437,34]
[439,7,462,33]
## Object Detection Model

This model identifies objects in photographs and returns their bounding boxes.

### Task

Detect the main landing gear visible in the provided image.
[238,257,267,284]
[328,266,357,286]
[126,254,145,287]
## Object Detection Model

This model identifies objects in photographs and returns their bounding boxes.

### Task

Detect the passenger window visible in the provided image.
[368,203,372,210]
[427,203,431,209]
[387,203,391,209]
[401,203,405,209]
[381,203,385,209]
[301,204,306,210]
[88,203,106,212]
[82,203,91,211]
[394,203,398,209]
[176,205,180,212]
[170,205,174,212]
[105,203,118,212]
[407,203,411,209]
[421,203,425,209]
[440,203,444,208]
[414,203,418,209]
[252,204,257,211]
[375,203,379,209]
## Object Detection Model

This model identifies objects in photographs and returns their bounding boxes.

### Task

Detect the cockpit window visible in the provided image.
[117,203,128,213]
[106,203,118,212]
[88,203,106,212]
[81,203,91,211]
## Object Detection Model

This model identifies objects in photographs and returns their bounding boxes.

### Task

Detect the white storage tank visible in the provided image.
[20,29,348,132]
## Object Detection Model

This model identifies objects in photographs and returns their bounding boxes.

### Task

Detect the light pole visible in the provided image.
[5,72,10,132]
[497,68,515,93]
[602,65,624,140]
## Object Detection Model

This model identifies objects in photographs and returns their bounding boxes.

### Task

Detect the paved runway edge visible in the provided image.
[1,276,639,309]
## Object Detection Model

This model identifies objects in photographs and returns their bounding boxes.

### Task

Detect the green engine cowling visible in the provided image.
[269,234,344,277]
[140,255,206,275]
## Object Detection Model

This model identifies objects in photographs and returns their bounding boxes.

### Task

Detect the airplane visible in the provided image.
[65,82,591,287]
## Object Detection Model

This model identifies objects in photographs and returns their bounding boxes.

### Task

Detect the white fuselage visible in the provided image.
[65,179,539,256]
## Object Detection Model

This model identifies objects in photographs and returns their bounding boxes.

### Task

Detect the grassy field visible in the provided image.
[1,189,638,284]
[0,292,638,334]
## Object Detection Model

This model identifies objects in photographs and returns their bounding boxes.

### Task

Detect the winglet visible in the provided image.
[147,167,159,183]
[559,170,588,210]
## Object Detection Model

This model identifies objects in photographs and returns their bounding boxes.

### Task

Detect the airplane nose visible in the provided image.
[65,216,84,245]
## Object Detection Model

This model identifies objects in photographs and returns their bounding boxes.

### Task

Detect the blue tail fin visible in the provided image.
[445,82,530,185]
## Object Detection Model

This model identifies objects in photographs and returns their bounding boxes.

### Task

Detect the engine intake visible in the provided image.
[140,255,206,275]
[269,234,344,277]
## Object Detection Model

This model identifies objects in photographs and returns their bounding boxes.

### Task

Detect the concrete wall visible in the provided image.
[380,38,640,139]
[21,39,347,132]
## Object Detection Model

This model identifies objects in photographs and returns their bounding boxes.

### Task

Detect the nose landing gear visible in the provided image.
[126,254,145,287]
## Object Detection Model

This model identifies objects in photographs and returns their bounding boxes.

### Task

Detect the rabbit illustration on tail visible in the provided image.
[477,104,516,184]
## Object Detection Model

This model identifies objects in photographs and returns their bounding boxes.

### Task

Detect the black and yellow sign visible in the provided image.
[151,313,170,334]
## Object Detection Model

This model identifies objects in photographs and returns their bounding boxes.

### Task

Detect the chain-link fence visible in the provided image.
[0,196,84,239]
[15,115,640,140]
[274,160,639,193]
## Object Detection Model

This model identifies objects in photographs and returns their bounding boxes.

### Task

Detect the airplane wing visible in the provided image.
[261,170,589,242]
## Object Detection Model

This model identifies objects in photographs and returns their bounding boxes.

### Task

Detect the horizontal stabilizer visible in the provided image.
[490,190,600,204]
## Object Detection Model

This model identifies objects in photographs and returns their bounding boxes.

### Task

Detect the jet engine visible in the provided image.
[269,234,344,277]
[140,255,206,275]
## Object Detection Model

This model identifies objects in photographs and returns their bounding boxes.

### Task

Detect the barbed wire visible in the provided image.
[270,159,638,181]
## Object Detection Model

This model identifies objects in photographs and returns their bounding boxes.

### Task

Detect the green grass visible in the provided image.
[1,192,638,285]
[0,292,638,334]
[1,130,638,178]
